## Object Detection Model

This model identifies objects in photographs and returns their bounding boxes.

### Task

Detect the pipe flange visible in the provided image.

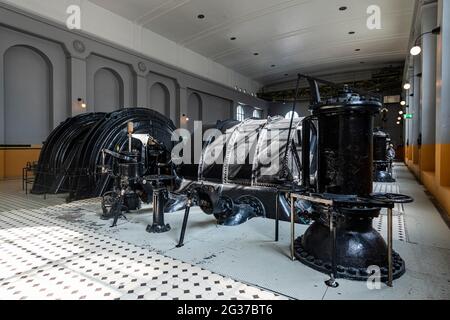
[294,236,406,282]
[235,195,266,217]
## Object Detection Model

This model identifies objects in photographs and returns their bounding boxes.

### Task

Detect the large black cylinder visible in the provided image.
[373,129,395,182]
[316,104,378,197]
[295,96,406,282]
[373,130,388,161]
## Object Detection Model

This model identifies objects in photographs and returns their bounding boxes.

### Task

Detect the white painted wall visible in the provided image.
[2,0,262,94]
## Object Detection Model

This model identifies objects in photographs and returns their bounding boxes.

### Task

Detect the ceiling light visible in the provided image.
[230,37,236,40]
[271,64,276,68]
[400,101,406,106]
[284,73,289,76]
[355,48,361,51]
[253,53,259,56]
[339,6,348,11]
[197,14,205,19]
[349,31,355,34]
[403,83,411,90]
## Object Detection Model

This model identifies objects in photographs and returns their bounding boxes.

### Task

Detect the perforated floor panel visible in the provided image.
[0,203,288,300]
[373,181,408,242]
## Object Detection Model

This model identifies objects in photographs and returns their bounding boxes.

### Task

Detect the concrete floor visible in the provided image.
[0,163,449,300]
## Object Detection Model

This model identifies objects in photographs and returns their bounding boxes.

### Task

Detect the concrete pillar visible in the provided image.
[412,57,422,165]
[420,3,438,172]
[136,75,147,107]
[436,0,450,186]
[0,54,4,144]
[70,57,87,116]
[178,86,188,129]
[406,71,414,161]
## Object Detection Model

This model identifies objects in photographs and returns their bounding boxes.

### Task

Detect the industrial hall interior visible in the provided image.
[0,0,449,302]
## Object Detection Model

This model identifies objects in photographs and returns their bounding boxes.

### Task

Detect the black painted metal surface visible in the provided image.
[373,129,396,183]
[295,90,408,281]
[31,108,176,201]
[31,113,106,195]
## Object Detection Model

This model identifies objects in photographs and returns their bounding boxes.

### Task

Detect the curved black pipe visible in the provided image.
[31,113,106,194]
[68,108,176,200]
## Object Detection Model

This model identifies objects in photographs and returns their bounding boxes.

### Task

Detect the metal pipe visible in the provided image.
[387,207,393,287]
[275,191,279,242]
[291,194,295,261]
[283,74,302,175]
[325,209,339,288]
[177,198,192,248]
[302,119,311,189]
[128,122,134,153]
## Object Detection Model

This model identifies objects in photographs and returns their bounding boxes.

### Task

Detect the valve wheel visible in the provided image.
[371,193,414,204]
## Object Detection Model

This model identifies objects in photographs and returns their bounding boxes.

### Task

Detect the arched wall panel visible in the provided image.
[147,72,177,121]
[149,82,170,117]
[187,90,233,125]
[187,92,202,132]
[4,46,51,145]
[0,26,68,144]
[86,54,134,112]
[93,68,124,113]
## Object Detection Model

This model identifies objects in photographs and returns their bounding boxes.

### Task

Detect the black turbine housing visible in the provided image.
[373,129,396,183]
[294,91,406,281]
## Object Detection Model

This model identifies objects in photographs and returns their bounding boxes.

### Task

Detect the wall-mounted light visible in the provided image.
[403,83,411,90]
[396,121,401,125]
[410,27,441,56]
[399,111,404,115]
[410,46,422,56]
[397,117,402,121]
[77,98,87,109]
[400,101,406,106]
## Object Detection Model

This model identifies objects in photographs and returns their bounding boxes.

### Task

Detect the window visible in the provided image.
[285,111,300,120]
[253,109,262,119]
[236,105,245,121]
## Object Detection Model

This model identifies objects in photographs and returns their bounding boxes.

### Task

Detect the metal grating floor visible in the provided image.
[0,203,288,300]
[373,180,408,242]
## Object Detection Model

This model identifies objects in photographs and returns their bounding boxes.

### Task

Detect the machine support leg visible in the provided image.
[325,210,339,288]
[275,192,279,242]
[387,207,393,287]
[25,169,28,195]
[290,194,295,261]
[146,188,171,233]
[176,202,191,248]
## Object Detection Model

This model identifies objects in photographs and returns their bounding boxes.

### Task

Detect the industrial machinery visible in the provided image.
[31,112,106,195]
[32,77,413,286]
[172,116,318,225]
[288,76,413,285]
[32,108,177,201]
[172,75,414,286]
[373,129,396,182]
[98,126,174,228]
